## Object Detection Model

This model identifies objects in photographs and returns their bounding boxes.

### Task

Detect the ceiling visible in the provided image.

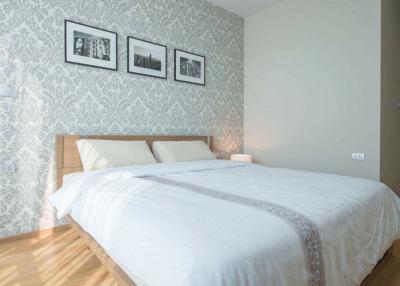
[208,0,280,17]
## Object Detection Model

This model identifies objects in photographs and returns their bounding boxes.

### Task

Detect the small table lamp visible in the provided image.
[230,154,252,162]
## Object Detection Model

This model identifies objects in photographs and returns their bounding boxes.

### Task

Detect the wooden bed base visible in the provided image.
[73,217,399,286]
[73,221,398,286]
[393,239,400,257]
[69,217,136,286]
[56,134,399,286]
[361,240,400,285]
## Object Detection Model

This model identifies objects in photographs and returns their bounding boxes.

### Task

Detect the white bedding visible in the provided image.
[50,160,400,286]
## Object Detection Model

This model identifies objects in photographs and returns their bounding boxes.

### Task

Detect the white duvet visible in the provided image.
[50,160,400,286]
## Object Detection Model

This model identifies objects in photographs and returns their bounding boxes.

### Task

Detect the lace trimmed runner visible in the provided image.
[144,176,325,286]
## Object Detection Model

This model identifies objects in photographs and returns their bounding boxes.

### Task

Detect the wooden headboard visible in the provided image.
[56,135,213,189]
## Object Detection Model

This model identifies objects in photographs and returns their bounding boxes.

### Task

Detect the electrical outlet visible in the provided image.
[1,163,16,174]
[0,85,18,97]
[352,153,365,161]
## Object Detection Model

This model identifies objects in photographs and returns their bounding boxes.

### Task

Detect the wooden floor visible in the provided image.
[0,225,399,286]
[0,226,118,286]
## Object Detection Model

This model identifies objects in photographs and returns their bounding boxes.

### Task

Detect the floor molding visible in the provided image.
[0,224,71,244]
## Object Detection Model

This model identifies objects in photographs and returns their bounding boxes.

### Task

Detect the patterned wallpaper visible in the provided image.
[0,0,244,237]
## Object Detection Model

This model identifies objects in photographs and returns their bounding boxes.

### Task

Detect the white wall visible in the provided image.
[244,0,381,179]
[381,0,400,194]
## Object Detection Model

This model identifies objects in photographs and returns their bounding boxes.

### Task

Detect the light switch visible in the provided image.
[0,85,17,97]
[0,163,16,174]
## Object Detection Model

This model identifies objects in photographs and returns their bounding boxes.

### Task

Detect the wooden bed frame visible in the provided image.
[56,134,213,189]
[56,134,399,286]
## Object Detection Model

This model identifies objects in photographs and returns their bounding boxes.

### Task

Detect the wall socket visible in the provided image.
[352,153,365,161]
[0,163,16,174]
[0,85,18,97]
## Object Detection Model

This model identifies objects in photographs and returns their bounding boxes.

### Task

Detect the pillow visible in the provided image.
[76,139,157,171]
[152,140,216,163]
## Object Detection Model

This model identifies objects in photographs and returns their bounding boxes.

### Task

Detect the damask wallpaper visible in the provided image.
[0,0,244,237]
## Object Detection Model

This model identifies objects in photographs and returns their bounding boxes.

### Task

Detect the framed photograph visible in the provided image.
[65,20,118,71]
[127,37,167,79]
[174,49,205,85]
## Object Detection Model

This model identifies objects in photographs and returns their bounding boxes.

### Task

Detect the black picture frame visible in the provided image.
[174,49,205,86]
[127,36,167,79]
[64,20,118,71]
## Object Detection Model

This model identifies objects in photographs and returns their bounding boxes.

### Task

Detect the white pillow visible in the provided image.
[152,140,216,163]
[76,139,157,171]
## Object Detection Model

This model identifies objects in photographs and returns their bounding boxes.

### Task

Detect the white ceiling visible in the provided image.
[208,0,280,17]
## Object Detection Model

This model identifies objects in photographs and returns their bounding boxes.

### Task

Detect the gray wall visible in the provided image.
[381,0,400,195]
[0,0,244,238]
[244,0,381,179]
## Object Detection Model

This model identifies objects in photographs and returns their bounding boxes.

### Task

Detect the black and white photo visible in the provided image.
[73,31,111,61]
[65,20,117,70]
[180,57,201,78]
[174,49,205,85]
[127,37,167,79]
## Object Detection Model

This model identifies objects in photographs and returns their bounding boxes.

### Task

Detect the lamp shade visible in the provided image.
[230,154,252,162]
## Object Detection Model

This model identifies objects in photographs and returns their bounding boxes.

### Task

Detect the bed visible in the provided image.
[52,135,400,286]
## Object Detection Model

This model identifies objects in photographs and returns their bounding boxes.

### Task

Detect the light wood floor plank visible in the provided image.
[0,227,118,286]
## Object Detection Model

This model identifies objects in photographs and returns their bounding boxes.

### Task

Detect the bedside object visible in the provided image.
[230,154,252,162]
